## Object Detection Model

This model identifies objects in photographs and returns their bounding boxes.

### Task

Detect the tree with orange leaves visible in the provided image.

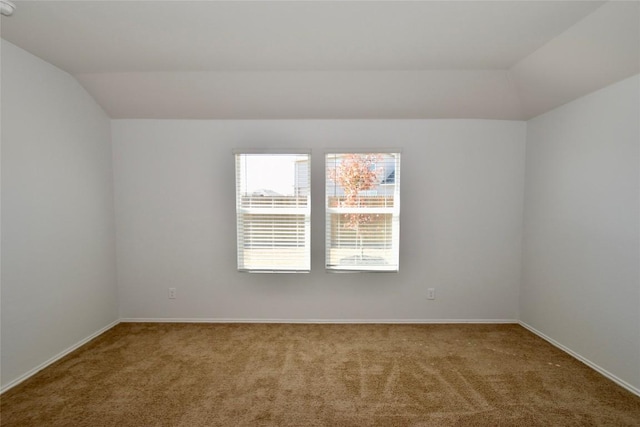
[328,153,383,258]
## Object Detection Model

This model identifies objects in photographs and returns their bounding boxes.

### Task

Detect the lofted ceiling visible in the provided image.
[1,1,638,120]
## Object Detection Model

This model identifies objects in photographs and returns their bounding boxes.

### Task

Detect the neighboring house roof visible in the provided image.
[251,189,283,196]
[381,170,395,184]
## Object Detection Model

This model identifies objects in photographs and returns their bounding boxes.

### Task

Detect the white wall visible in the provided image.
[112,119,526,322]
[1,41,118,388]
[521,74,640,392]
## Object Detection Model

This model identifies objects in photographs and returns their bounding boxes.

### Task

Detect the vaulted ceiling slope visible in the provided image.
[1,1,638,120]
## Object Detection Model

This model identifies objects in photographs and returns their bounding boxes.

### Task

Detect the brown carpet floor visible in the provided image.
[1,323,639,426]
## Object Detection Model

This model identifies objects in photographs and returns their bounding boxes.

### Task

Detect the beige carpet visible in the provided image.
[1,323,639,426]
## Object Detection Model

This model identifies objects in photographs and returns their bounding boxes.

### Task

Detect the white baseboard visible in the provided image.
[119,318,518,324]
[519,321,640,398]
[0,320,121,394]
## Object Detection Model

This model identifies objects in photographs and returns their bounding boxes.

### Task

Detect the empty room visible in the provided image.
[1,0,639,425]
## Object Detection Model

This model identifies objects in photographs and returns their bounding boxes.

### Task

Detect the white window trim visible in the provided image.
[234,150,311,273]
[325,151,401,272]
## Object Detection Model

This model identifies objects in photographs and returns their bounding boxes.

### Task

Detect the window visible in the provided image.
[325,152,401,271]
[235,151,310,272]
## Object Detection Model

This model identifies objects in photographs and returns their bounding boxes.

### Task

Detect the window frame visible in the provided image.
[234,149,311,273]
[325,150,401,272]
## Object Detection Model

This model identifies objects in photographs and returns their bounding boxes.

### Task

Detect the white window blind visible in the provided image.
[235,152,311,272]
[325,152,400,271]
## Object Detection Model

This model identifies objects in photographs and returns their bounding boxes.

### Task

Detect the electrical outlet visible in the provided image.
[427,288,436,300]
[168,288,177,299]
